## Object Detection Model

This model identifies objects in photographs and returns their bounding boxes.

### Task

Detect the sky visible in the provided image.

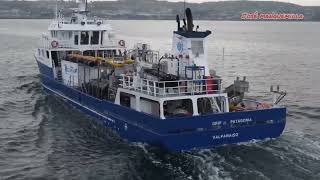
[90,0,320,6]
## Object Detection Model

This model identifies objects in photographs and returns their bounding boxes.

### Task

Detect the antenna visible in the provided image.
[85,0,88,12]
[183,0,186,19]
[78,0,87,12]
[221,47,225,81]
[222,47,225,62]
[55,0,58,19]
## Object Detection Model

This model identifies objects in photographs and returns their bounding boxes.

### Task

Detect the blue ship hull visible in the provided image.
[37,61,286,152]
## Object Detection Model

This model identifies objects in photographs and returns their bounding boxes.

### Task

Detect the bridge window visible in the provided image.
[101,31,104,45]
[91,31,100,45]
[197,97,221,115]
[164,99,193,118]
[74,32,79,45]
[46,51,49,59]
[80,31,89,45]
[140,98,160,117]
[51,31,57,38]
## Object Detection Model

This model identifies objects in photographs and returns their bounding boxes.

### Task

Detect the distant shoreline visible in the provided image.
[1,1,320,22]
[0,18,318,22]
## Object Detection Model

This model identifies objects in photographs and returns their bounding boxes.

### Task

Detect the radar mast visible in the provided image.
[78,0,88,13]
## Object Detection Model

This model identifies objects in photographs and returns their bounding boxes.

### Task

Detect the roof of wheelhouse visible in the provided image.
[48,21,112,31]
[48,0,111,31]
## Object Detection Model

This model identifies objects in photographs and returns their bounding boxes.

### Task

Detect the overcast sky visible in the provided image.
[90,0,320,6]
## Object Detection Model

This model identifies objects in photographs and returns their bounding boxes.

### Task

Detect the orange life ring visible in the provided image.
[51,41,59,48]
[118,40,125,47]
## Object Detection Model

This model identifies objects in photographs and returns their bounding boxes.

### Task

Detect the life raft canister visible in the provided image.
[51,41,59,48]
[118,40,125,47]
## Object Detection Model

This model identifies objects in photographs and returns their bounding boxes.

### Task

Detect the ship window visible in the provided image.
[197,98,221,115]
[101,31,104,45]
[61,31,71,39]
[191,40,204,56]
[74,32,79,45]
[120,92,135,109]
[51,51,58,67]
[140,98,160,117]
[80,31,89,45]
[91,31,100,45]
[51,31,57,38]
[164,99,193,118]
[46,51,49,59]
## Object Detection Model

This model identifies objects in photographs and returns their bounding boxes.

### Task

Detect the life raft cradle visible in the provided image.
[67,54,134,68]
[230,101,271,112]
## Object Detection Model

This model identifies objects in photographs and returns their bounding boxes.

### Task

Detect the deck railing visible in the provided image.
[120,75,223,97]
[55,19,106,25]
[41,37,120,50]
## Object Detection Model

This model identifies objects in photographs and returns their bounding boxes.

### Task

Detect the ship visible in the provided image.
[35,0,287,152]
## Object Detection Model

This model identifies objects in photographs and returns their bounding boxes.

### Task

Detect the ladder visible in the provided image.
[56,59,62,82]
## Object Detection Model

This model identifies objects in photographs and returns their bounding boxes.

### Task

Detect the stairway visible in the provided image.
[56,59,63,82]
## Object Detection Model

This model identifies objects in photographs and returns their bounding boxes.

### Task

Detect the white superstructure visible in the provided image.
[35,0,126,91]
[113,9,232,119]
[37,0,124,52]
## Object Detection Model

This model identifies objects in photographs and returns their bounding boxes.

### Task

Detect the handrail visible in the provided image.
[41,37,120,49]
[120,75,223,97]
[52,18,106,25]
